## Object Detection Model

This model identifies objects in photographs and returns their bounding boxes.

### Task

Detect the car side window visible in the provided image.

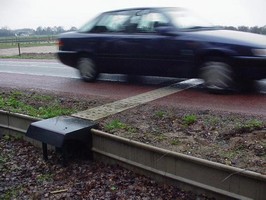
[124,15,142,33]
[137,12,169,33]
[89,12,132,33]
[87,10,169,34]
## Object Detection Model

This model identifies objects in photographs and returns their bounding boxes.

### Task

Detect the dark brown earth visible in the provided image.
[0,136,214,200]
[99,104,266,174]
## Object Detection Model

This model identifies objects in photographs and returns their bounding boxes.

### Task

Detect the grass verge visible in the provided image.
[0,53,56,59]
[0,42,56,49]
[0,90,75,119]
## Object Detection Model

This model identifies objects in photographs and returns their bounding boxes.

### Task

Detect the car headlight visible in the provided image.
[252,49,266,57]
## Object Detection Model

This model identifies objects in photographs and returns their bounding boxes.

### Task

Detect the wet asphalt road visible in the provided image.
[0,59,265,116]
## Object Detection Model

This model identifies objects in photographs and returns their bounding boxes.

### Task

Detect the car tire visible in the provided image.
[200,60,235,92]
[77,57,98,82]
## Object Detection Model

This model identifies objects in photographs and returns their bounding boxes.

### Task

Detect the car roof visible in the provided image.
[102,7,183,14]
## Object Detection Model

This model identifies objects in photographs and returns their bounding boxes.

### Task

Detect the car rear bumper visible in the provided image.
[57,51,77,68]
[233,56,266,80]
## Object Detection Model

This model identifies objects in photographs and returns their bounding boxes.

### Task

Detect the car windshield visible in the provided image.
[164,8,214,29]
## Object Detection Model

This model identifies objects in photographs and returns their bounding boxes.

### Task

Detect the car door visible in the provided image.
[96,10,174,75]
[92,11,136,73]
[95,9,193,77]
[96,10,171,75]
[135,10,197,77]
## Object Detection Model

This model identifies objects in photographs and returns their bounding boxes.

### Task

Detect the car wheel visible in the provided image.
[200,60,235,92]
[77,57,98,82]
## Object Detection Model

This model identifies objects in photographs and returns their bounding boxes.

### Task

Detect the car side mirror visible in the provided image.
[155,26,177,36]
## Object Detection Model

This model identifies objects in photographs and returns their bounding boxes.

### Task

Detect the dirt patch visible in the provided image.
[99,105,266,174]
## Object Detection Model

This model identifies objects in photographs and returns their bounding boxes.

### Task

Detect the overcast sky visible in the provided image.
[1,0,266,30]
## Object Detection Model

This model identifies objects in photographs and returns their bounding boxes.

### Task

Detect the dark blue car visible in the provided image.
[57,7,266,91]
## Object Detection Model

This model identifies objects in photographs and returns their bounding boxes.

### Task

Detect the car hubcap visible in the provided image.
[200,61,233,90]
[78,58,97,81]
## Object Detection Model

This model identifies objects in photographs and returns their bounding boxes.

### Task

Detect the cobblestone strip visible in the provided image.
[73,79,203,120]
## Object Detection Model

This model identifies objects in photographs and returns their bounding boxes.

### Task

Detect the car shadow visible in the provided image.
[94,74,266,95]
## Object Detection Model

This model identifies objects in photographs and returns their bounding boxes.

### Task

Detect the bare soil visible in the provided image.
[99,104,266,174]
[0,136,213,199]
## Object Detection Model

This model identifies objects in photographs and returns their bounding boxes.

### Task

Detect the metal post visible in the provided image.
[18,43,21,56]
[42,142,48,160]
[62,146,68,166]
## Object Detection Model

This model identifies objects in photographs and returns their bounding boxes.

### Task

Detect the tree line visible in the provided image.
[0,26,78,37]
[223,25,266,35]
[0,25,266,37]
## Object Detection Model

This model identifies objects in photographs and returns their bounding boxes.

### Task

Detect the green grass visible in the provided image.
[170,138,181,146]
[182,114,197,126]
[104,119,136,133]
[235,119,264,133]
[0,53,56,59]
[0,35,57,49]
[204,116,220,127]
[154,134,167,142]
[0,91,75,119]
[0,43,17,49]
[0,42,56,49]
[154,111,166,118]
[220,144,246,160]
[0,42,56,59]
